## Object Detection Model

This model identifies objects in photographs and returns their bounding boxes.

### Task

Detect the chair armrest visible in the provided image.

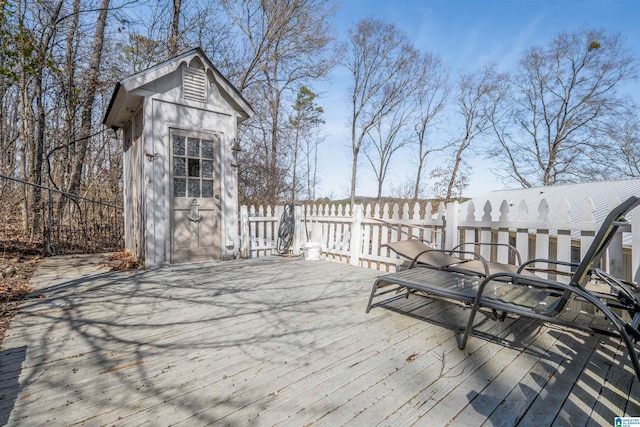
[474,271,607,316]
[453,242,523,265]
[410,248,490,275]
[593,268,640,311]
[517,258,579,275]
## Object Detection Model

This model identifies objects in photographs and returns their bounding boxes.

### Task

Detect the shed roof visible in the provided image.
[103,47,254,129]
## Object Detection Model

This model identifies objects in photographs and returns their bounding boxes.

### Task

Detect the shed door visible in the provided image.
[170,131,222,263]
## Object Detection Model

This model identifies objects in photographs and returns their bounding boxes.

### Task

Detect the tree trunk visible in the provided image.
[16,0,33,233]
[270,108,279,205]
[446,149,464,201]
[67,0,110,198]
[349,118,359,207]
[59,0,81,190]
[32,65,45,235]
[413,155,423,201]
[350,148,358,207]
[168,0,182,57]
[291,127,299,202]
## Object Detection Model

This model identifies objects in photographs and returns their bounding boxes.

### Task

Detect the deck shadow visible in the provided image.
[0,345,27,426]
[372,291,551,359]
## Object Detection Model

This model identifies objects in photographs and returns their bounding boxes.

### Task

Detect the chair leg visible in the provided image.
[460,299,482,350]
[366,279,381,313]
[620,325,640,381]
[575,289,640,381]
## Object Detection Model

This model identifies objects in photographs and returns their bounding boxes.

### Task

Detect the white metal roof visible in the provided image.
[461,179,640,245]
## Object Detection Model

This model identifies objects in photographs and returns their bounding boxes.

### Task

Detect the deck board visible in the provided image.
[0,255,637,426]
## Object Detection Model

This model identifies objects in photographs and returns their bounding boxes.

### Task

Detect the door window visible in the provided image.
[172,135,217,198]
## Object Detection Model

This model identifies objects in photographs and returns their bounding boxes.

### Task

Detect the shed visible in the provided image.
[103,48,254,266]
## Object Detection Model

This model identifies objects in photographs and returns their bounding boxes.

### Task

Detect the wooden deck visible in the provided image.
[1,255,638,426]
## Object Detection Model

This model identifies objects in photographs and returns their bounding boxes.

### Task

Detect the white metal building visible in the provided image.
[462,178,640,232]
[103,48,254,266]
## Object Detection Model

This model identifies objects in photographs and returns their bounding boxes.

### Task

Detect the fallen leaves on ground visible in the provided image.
[406,353,419,363]
[107,251,144,271]
[1,251,41,346]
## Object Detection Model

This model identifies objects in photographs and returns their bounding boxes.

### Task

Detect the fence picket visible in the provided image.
[249,205,257,257]
[266,205,274,254]
[633,205,640,283]
[461,201,476,259]
[535,199,550,278]
[479,201,492,260]
[580,198,596,260]
[371,204,382,267]
[516,199,530,263]
[556,198,572,280]
[327,203,335,253]
[608,196,623,278]
[390,203,400,244]
[497,200,510,263]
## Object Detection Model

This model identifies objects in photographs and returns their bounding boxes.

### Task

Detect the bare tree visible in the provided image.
[115,1,182,73]
[363,106,412,200]
[303,131,323,201]
[411,52,449,200]
[444,64,506,200]
[430,161,471,200]
[490,28,639,187]
[0,0,17,175]
[343,17,419,207]
[9,0,64,234]
[222,0,335,205]
[605,108,640,178]
[67,0,111,199]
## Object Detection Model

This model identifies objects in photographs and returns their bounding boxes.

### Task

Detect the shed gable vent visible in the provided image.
[183,66,206,103]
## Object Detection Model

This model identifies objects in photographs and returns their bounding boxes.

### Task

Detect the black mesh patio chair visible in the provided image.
[368,196,640,380]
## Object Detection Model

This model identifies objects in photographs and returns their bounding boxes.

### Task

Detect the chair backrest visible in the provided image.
[541,196,639,316]
[571,196,640,289]
[384,240,462,268]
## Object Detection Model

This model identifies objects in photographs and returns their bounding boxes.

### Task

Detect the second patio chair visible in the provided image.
[383,239,534,278]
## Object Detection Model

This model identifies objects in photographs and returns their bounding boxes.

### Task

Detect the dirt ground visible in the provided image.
[0,250,41,346]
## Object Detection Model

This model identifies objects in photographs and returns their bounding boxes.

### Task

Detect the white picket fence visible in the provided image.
[239,196,640,283]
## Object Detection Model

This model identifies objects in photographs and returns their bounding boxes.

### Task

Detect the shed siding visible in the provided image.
[122,127,133,252]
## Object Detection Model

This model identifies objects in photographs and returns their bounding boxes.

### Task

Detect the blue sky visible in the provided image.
[313,0,640,199]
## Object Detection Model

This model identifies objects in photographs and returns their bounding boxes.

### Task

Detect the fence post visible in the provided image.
[46,189,53,255]
[349,204,363,267]
[607,197,623,278]
[240,205,250,258]
[444,201,459,250]
[633,205,640,283]
[292,205,303,256]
